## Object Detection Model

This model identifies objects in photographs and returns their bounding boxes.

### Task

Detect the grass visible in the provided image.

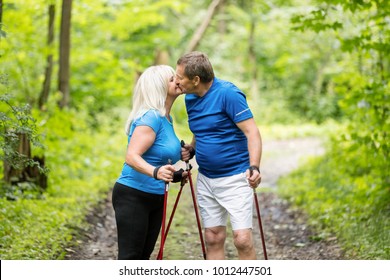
[278,150,389,259]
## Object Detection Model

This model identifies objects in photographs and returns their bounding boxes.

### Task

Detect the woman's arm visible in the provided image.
[125,125,175,182]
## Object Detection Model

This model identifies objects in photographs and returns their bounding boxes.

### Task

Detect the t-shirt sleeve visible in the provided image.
[133,110,161,134]
[223,87,253,123]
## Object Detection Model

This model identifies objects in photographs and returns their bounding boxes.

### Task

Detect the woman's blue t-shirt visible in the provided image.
[116,110,181,195]
[185,78,253,178]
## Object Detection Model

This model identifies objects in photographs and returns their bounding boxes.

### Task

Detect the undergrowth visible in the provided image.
[0,107,124,259]
[278,135,390,259]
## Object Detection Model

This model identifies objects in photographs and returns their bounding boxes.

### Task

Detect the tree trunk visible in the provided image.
[39,4,55,110]
[154,49,170,65]
[185,0,224,53]
[58,0,72,108]
[216,0,226,34]
[0,0,4,40]
[0,0,3,26]
[3,133,47,190]
[248,16,259,100]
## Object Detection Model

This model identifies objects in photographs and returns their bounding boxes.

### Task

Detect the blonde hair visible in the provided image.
[125,65,175,135]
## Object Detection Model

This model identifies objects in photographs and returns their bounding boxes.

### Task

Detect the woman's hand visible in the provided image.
[155,164,176,182]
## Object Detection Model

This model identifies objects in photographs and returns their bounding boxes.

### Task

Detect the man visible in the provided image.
[176,51,262,260]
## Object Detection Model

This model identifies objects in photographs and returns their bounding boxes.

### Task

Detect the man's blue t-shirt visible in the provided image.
[185,78,253,178]
[117,110,181,195]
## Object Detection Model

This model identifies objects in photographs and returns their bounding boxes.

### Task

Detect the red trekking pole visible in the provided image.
[156,149,206,260]
[156,160,173,260]
[254,190,268,259]
[156,175,186,259]
[186,161,207,259]
[157,180,169,260]
[182,140,207,260]
[251,169,268,260]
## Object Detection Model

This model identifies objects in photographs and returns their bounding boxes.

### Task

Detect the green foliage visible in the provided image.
[336,74,389,175]
[68,0,187,115]
[260,120,341,140]
[0,196,84,259]
[1,0,187,115]
[0,93,46,171]
[291,7,343,33]
[278,139,390,259]
[226,0,345,123]
[0,81,48,200]
[1,0,388,260]
[0,1,49,105]
[279,0,390,259]
[0,108,124,259]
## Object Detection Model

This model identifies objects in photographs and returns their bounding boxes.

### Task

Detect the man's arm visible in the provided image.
[236,118,262,188]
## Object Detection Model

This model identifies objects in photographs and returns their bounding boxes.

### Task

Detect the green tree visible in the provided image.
[292,0,389,187]
[279,0,389,259]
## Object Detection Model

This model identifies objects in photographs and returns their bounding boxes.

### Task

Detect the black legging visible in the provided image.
[112,182,164,260]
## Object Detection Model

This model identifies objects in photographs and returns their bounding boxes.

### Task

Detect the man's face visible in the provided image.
[168,75,183,97]
[175,64,196,94]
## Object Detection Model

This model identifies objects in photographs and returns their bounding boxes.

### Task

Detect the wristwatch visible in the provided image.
[249,165,260,174]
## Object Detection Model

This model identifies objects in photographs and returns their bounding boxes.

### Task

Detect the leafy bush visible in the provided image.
[0,107,124,259]
[279,137,390,259]
[278,0,390,260]
[0,92,49,200]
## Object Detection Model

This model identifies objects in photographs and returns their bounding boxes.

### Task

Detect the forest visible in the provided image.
[0,0,388,260]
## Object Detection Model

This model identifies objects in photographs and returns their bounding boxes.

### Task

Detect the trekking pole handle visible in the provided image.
[180,140,188,161]
[249,165,260,177]
[165,159,172,190]
[181,140,190,166]
[249,165,261,191]
[181,140,196,163]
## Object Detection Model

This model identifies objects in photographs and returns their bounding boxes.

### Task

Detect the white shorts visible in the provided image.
[197,172,254,231]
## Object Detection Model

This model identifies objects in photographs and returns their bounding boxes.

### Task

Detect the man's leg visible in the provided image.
[233,228,256,260]
[205,226,227,260]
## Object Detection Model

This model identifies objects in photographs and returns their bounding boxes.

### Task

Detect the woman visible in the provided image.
[112,65,185,260]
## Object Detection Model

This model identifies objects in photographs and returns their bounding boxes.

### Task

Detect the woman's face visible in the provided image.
[168,75,183,97]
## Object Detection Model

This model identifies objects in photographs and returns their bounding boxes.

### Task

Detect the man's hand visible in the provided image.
[181,144,195,162]
[246,166,261,188]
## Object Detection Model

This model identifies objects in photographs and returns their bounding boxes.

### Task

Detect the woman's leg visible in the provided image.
[112,183,149,259]
[142,201,164,259]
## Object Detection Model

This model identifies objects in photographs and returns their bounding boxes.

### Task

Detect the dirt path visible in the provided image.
[65,137,344,260]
